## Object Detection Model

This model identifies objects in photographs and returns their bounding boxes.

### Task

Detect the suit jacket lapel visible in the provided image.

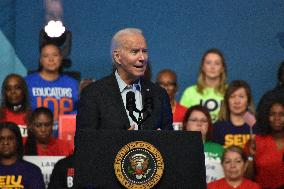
[105,74,130,127]
[140,79,155,129]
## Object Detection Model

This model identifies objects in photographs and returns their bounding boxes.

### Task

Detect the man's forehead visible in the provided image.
[120,34,147,49]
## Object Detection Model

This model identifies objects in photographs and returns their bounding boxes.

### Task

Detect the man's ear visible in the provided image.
[113,50,121,65]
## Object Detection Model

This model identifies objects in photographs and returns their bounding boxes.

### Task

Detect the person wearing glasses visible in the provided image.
[0,122,45,188]
[183,105,224,183]
[156,69,187,129]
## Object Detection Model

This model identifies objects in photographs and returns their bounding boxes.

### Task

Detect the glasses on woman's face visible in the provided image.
[188,118,208,124]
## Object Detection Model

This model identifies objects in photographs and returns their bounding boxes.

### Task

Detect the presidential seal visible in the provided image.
[114,141,164,189]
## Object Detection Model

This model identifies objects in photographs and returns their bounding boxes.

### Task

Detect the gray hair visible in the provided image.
[110,28,143,58]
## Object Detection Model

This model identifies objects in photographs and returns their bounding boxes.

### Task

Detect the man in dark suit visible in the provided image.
[76,28,173,131]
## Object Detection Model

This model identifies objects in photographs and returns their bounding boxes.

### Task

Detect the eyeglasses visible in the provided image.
[188,118,208,124]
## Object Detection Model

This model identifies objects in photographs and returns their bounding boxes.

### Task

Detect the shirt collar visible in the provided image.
[115,71,141,93]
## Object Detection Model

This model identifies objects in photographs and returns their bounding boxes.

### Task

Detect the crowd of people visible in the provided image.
[1,27,284,188]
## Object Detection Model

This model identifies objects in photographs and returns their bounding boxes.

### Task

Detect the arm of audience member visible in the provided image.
[160,89,173,130]
[244,137,256,179]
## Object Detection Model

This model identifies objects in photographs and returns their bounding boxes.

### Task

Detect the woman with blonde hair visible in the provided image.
[180,48,227,122]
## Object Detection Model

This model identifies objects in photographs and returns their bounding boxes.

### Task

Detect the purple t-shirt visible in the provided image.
[212,120,258,148]
[0,160,45,189]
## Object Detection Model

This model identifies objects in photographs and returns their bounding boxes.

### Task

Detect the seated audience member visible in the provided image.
[0,122,45,188]
[180,48,227,122]
[25,41,79,135]
[212,80,257,148]
[48,154,75,189]
[246,99,284,189]
[183,105,224,183]
[257,61,284,126]
[25,107,73,156]
[156,69,187,127]
[0,74,31,141]
[207,145,260,189]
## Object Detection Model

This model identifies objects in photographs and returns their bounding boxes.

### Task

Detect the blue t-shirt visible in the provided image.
[25,72,79,120]
[0,160,45,189]
[212,120,258,148]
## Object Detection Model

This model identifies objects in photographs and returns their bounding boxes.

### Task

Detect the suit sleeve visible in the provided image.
[75,85,100,144]
[47,159,66,189]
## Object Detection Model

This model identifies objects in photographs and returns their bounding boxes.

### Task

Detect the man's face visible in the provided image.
[0,128,17,159]
[114,34,148,84]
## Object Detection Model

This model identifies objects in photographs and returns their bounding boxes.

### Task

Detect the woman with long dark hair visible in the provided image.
[25,42,78,136]
[0,122,45,188]
[246,99,284,189]
[0,74,31,141]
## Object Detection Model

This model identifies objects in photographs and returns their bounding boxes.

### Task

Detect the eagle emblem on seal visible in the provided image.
[128,153,151,179]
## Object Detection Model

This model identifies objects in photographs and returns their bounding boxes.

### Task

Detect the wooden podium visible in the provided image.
[74,130,206,189]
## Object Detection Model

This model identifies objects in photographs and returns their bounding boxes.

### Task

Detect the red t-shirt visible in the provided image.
[208,178,261,189]
[36,137,73,156]
[252,135,284,189]
[173,103,187,122]
[0,108,28,141]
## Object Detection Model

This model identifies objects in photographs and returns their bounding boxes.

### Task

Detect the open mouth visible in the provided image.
[134,65,144,69]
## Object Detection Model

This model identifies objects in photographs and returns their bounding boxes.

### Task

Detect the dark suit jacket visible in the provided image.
[76,74,173,133]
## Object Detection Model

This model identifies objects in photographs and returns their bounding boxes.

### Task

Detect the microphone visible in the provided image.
[126,91,138,124]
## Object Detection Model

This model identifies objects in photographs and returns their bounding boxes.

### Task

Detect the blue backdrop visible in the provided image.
[10,0,284,104]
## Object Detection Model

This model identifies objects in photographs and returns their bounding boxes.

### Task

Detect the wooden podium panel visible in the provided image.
[74,130,206,189]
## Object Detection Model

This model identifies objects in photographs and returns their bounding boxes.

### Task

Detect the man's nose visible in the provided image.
[138,51,146,61]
